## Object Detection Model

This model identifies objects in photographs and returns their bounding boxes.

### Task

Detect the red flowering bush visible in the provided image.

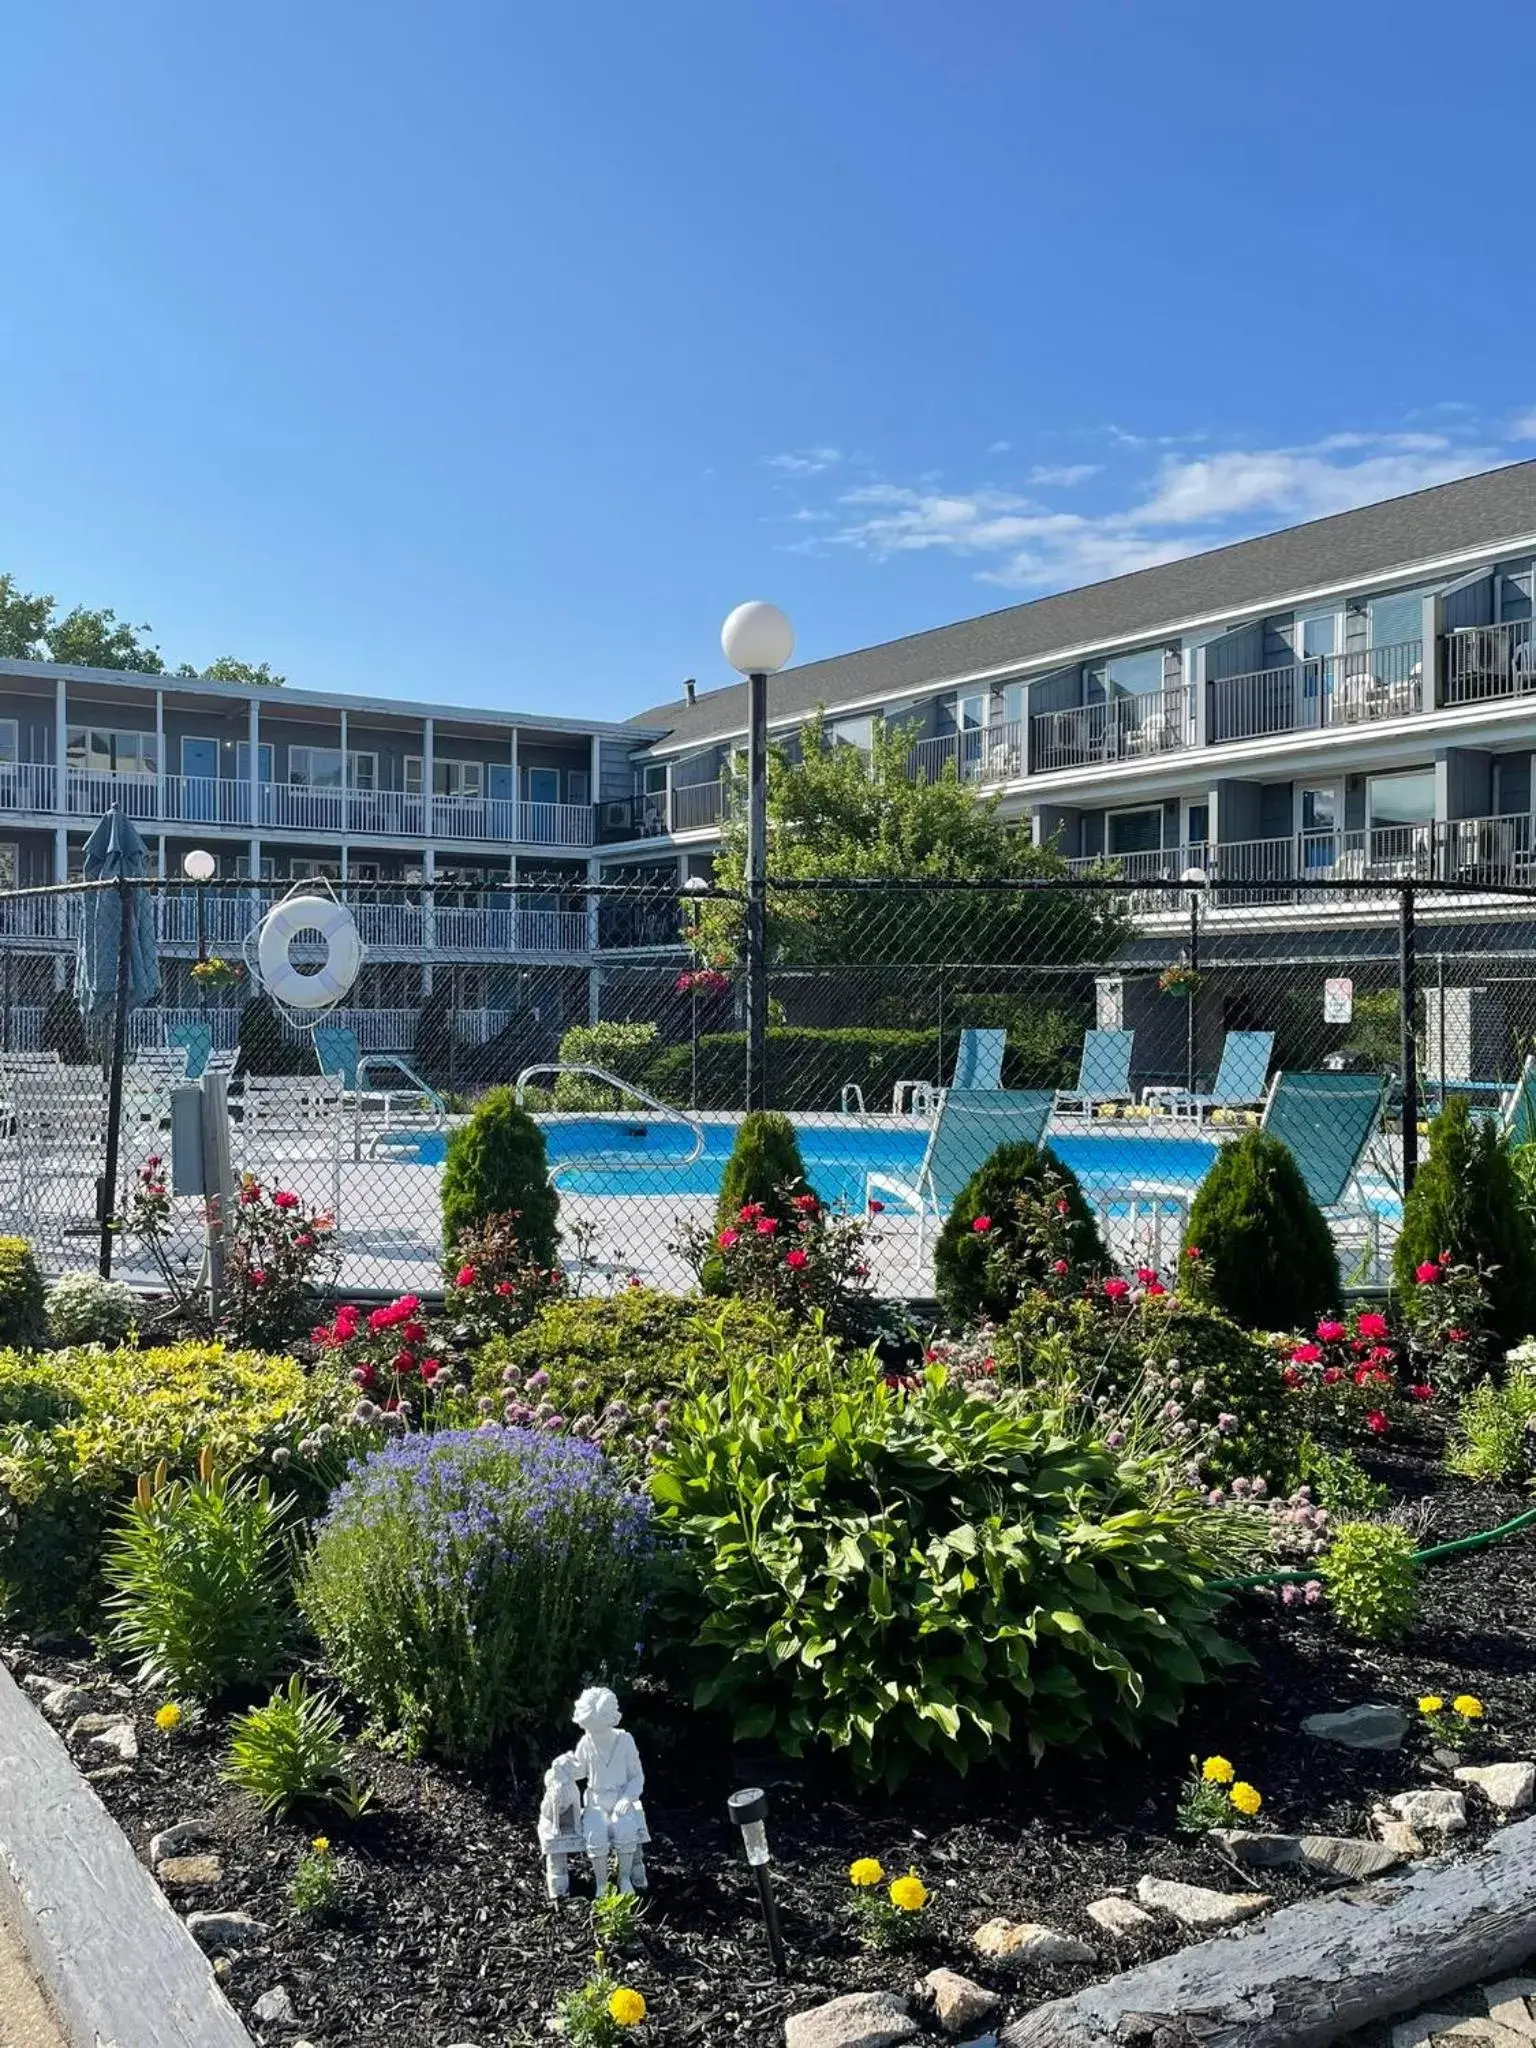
[126,1161,336,1345]
[675,1187,876,1330]
[313,1293,464,1431]
[1399,1251,1497,1396]
[932,1145,1108,1325]
[1275,1307,1424,1441]
[675,968,731,996]
[443,1212,565,1341]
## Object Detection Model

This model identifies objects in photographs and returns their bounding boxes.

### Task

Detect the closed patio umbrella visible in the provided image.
[76,806,160,1275]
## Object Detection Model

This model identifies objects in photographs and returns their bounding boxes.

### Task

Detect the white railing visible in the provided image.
[129,1008,243,1052]
[670,780,727,832]
[279,1008,420,1052]
[64,769,160,820]
[1031,687,1192,773]
[0,763,56,813]
[455,1009,515,1044]
[514,798,594,847]
[907,721,1027,787]
[1443,622,1536,706]
[1208,640,1424,743]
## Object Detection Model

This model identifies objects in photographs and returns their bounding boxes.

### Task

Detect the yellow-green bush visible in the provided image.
[0,1240,46,1350]
[0,1342,338,1622]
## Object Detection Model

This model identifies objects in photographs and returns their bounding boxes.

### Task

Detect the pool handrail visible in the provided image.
[515,1064,706,1182]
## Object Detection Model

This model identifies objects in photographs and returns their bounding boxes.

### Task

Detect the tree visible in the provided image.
[0,568,279,679]
[1178,1128,1341,1330]
[1393,1095,1536,1348]
[0,574,53,659]
[47,606,163,673]
[693,712,1126,970]
[177,658,286,688]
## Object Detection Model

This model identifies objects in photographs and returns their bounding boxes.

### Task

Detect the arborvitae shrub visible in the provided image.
[41,990,90,1063]
[714,1112,812,1230]
[440,1086,559,1264]
[933,1142,1106,1326]
[0,1240,47,1349]
[1178,1128,1340,1330]
[1393,1094,1536,1349]
[235,994,304,1076]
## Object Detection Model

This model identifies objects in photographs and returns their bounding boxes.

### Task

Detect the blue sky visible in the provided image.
[2,1,1533,721]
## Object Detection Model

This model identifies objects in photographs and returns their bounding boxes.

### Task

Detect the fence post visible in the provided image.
[1399,882,1419,1196]
[744,669,769,1113]
[97,876,135,1279]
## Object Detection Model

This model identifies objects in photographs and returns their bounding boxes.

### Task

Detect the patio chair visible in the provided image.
[1055,1029,1134,1117]
[312,1025,446,1161]
[1144,1030,1274,1125]
[890,1028,1006,1116]
[1501,1054,1536,1149]
[166,1020,214,1080]
[864,1087,1055,1257]
[238,1072,345,1220]
[7,1066,107,1223]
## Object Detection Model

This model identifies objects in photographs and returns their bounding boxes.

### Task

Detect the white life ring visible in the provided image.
[256,895,363,1010]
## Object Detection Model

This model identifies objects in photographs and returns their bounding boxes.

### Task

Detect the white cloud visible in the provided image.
[1026,462,1101,488]
[1131,444,1492,528]
[1511,410,1536,442]
[764,447,843,475]
[987,439,1011,454]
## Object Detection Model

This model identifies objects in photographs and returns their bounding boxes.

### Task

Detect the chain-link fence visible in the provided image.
[3,870,1536,1306]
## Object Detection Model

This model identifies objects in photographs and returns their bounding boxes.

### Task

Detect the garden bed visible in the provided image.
[5,1440,1535,2048]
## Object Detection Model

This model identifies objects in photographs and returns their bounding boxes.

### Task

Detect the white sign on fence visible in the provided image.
[1324,977,1354,1024]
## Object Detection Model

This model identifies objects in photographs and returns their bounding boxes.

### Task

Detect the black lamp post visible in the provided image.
[720,604,794,1114]
[728,1786,787,1978]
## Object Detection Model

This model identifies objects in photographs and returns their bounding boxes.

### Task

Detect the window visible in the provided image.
[0,844,15,888]
[1301,785,1338,833]
[1106,807,1163,855]
[1368,591,1424,649]
[405,757,485,799]
[235,741,273,783]
[1367,769,1435,828]
[66,726,158,777]
[567,769,590,805]
[0,721,17,765]
[957,694,987,731]
[642,763,668,794]
[289,747,376,789]
[289,857,341,880]
[828,714,875,753]
[1099,649,1166,699]
[1300,612,1338,659]
[1185,801,1209,847]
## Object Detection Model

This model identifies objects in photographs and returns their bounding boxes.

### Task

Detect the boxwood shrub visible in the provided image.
[440,1086,560,1263]
[1394,1094,1536,1349]
[650,1340,1246,1787]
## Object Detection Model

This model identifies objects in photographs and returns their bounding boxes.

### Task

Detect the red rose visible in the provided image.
[1282,1366,1303,1389]
[1056,1199,1069,1216]
[1316,1319,1346,1341]
[295,1233,314,1249]
[1322,1367,1343,1386]
[495,1281,515,1296]
[1136,1267,1157,1285]
[455,1265,477,1288]
[248,1268,267,1287]
[1356,1311,1389,1339]
[1409,1383,1435,1401]
[972,1215,992,1234]
[718,1229,739,1249]
[1103,1277,1130,1300]
[738,1203,764,1221]
[1365,1410,1390,1435]
[1051,1259,1069,1275]
[784,1248,808,1270]
[402,1320,426,1344]
[1448,1328,1469,1343]
[1415,1261,1441,1284]
[792,1193,819,1213]
[272,1190,298,1210]
[393,1350,417,1372]
[1145,1281,1167,1297]
[421,1357,442,1378]
[867,1199,885,1215]
[755,1216,779,1235]
[1291,1343,1322,1365]
[1185,1245,1202,1260]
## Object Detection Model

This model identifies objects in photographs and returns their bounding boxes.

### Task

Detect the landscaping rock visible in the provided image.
[1085,1896,1156,1940]
[84,1764,135,1786]
[784,1990,918,2048]
[39,1685,94,1723]
[88,1719,138,1764]
[20,1673,55,1700]
[150,1820,215,1866]
[1135,1876,1272,1929]
[158,1854,224,1889]
[186,1910,270,1954]
[1456,1764,1536,1814]
[915,1969,1000,2034]
[1303,1703,1411,1751]
[1388,1789,1468,1834]
[973,1919,1096,1964]
[1484,1981,1536,2041]
[67,1711,122,1742]
[1393,2018,1497,2048]
[1300,1834,1405,1883]
[1211,1829,1302,1868]
[254,1985,299,2028]
[1373,1813,1428,1858]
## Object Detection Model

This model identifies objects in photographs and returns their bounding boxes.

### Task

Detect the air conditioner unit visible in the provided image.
[603,801,633,828]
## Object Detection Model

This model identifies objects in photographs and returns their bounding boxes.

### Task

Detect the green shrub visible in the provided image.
[933,1144,1105,1326]
[440,1086,559,1262]
[1446,1373,1536,1484]
[224,1676,370,1817]
[1319,1521,1418,1641]
[650,1339,1245,1787]
[45,1271,137,1347]
[1179,1129,1340,1329]
[715,1112,812,1228]
[299,1428,655,1760]
[554,1021,660,1109]
[0,1240,46,1350]
[1394,1097,1536,1350]
[104,1451,292,1698]
[41,989,89,1063]
[1001,1290,1298,1487]
[235,993,306,1076]
[0,1341,338,1623]
[1292,1434,1390,1518]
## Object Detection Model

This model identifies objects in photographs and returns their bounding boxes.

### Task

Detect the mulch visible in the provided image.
[5,1438,1536,2048]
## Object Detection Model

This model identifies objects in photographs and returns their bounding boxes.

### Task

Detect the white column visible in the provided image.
[53,675,66,817]
[422,717,435,839]
[339,705,349,856]
[53,824,67,882]
[421,842,435,995]
[510,727,519,842]
[588,731,601,842]
[154,689,166,821]
[246,697,260,833]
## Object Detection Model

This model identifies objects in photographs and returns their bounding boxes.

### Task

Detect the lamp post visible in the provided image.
[720,602,794,1113]
[183,850,216,1012]
[1180,866,1207,1099]
[727,1786,787,1979]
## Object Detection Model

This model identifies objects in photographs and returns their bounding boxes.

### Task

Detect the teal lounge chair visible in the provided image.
[865,1087,1055,1254]
[1147,1030,1273,1125]
[1502,1055,1536,1148]
[887,1027,1006,1116]
[166,1020,213,1081]
[1056,1028,1135,1116]
[312,1026,446,1160]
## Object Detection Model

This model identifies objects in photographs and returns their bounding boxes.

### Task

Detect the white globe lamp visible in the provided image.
[182,848,216,882]
[721,601,795,677]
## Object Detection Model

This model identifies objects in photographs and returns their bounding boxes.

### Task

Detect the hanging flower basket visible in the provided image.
[1158,963,1202,999]
[190,956,244,992]
[675,968,731,995]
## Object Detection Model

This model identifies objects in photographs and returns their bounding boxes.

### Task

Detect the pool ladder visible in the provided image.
[515,1064,706,1185]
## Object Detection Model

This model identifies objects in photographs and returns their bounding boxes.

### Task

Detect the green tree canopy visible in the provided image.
[693,711,1126,969]
[0,571,281,681]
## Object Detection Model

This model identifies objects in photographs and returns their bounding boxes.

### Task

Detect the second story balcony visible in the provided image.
[1207,640,1424,745]
[1031,686,1194,774]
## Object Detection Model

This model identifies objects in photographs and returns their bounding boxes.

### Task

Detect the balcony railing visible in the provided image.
[1031,687,1193,774]
[1443,621,1536,706]
[1207,641,1423,744]
[670,780,728,832]
[907,721,1026,786]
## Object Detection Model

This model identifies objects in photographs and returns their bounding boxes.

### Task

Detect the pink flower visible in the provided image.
[1055,1200,1069,1216]
[784,1248,808,1270]
[1365,1409,1390,1435]
[1282,1366,1303,1390]
[972,1215,992,1234]
[717,1229,738,1249]
[1356,1311,1389,1340]
[368,1306,393,1334]
[248,1268,267,1287]
[1291,1343,1322,1365]
[455,1264,477,1288]
[1051,1258,1069,1276]
[1448,1327,1469,1343]
[755,1215,779,1235]
[295,1233,314,1249]
[1316,1319,1345,1342]
[1415,1261,1442,1284]
[146,1154,163,1169]
[867,1198,884,1215]
[1103,1277,1130,1301]
[272,1189,298,1210]
[1370,1344,1395,1363]
[792,1193,819,1213]
[738,1203,764,1222]
[495,1280,515,1296]
[1409,1383,1435,1401]
[1322,1367,1343,1386]
[1136,1266,1157,1285]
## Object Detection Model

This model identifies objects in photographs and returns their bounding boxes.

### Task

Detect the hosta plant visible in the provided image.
[649,1336,1246,1788]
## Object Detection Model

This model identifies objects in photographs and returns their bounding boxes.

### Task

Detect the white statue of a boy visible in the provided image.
[571,1685,649,1896]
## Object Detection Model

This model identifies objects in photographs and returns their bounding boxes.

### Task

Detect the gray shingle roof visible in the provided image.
[630,458,1536,752]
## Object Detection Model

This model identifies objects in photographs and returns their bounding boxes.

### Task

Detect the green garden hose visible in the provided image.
[1212,1501,1536,1593]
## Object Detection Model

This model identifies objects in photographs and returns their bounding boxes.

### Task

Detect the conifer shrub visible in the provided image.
[440,1086,559,1263]
[1178,1129,1340,1330]
[1392,1095,1536,1350]
[933,1143,1106,1326]
[235,994,305,1075]
[41,989,90,1063]
[714,1112,812,1230]
[0,1239,46,1350]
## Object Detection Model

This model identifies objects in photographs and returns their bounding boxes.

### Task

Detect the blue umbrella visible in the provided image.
[76,805,160,1020]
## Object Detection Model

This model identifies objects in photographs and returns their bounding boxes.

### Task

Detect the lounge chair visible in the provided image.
[864,1087,1055,1256]
[1144,1030,1274,1126]
[238,1072,345,1220]
[166,1020,214,1081]
[312,1026,446,1162]
[1055,1029,1135,1117]
[890,1028,1006,1115]
[1502,1055,1536,1148]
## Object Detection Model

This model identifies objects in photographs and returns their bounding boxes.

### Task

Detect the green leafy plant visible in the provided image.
[44,1271,137,1347]
[679,1183,876,1330]
[286,1835,342,1918]
[590,1889,645,1950]
[1179,1130,1340,1330]
[0,1239,46,1350]
[554,1021,660,1109]
[1446,1372,1536,1483]
[224,1676,372,1817]
[104,1448,292,1698]
[713,1112,812,1230]
[933,1144,1107,1327]
[1319,1520,1418,1641]
[1176,1752,1265,1831]
[1399,1254,1499,1396]
[40,989,89,1063]
[650,1335,1245,1788]
[235,992,307,1076]
[555,1957,648,2042]
[299,1429,654,1761]
[1415,1690,1489,1755]
[1292,1435,1390,1517]
[1394,1096,1536,1350]
[846,1861,929,1950]
[444,1212,566,1340]
[440,1086,559,1263]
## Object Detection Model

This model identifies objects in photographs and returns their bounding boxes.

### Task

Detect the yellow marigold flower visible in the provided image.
[154,1703,182,1731]
[1418,1696,1444,1715]
[1201,1755,1235,1784]
[1229,1782,1263,1817]
[311,1837,331,1856]
[889,1873,928,1913]
[608,1987,647,2027]
[1453,1695,1485,1720]
[848,1857,884,1888]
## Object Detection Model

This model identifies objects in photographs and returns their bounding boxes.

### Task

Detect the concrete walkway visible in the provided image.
[0,1917,66,2048]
